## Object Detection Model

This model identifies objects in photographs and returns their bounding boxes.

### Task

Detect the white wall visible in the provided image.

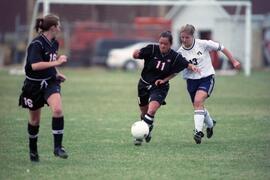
[171,5,249,65]
[171,5,230,48]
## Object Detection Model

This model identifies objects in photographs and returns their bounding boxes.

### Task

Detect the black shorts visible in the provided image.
[18,78,61,111]
[137,79,169,106]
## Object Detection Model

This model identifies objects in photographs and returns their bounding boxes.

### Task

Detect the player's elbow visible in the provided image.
[31,64,39,71]
[133,50,140,59]
[31,62,44,71]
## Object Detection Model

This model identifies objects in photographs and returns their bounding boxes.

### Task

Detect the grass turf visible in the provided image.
[0,68,269,180]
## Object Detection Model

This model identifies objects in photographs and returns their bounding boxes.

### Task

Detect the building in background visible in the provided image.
[1,0,269,69]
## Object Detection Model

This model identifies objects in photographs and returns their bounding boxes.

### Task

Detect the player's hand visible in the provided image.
[155,79,165,86]
[57,55,68,65]
[56,73,66,82]
[189,64,201,74]
[232,59,241,70]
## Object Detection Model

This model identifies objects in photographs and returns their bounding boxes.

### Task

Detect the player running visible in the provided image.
[177,24,241,144]
[132,31,200,145]
[19,14,68,161]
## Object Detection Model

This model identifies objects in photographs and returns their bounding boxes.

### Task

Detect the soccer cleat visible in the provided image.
[193,131,204,144]
[206,120,216,138]
[54,146,68,159]
[134,139,143,146]
[30,151,39,162]
[145,124,154,143]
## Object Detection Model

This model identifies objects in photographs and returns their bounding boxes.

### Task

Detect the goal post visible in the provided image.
[24,0,251,76]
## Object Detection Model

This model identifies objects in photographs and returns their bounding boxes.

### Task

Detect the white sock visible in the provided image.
[194,110,205,132]
[204,109,214,128]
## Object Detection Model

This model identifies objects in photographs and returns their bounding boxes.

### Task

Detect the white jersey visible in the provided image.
[177,39,223,79]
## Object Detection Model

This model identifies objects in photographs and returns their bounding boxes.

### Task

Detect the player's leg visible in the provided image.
[134,101,158,145]
[200,76,216,138]
[193,90,208,144]
[143,101,160,142]
[133,104,148,146]
[143,86,168,143]
[47,93,68,159]
[19,80,43,162]
[204,108,216,138]
[193,75,216,143]
[28,109,41,162]
[144,101,159,124]
[187,79,204,144]
[139,105,148,120]
[134,82,150,145]
[137,80,149,120]
[204,108,213,130]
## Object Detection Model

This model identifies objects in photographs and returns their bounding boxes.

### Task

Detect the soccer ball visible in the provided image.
[131,121,149,139]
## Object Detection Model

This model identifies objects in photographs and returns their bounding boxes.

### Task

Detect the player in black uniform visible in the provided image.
[19,14,68,161]
[132,31,200,145]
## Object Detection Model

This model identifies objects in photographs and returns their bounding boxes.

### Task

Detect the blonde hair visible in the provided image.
[180,24,195,36]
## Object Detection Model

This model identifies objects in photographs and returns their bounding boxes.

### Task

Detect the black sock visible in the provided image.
[28,123,39,153]
[52,116,64,149]
[143,113,154,126]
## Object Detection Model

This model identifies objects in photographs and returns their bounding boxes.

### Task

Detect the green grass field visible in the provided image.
[0,68,269,180]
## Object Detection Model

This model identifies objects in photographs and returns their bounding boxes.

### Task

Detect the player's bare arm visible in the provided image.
[31,55,67,71]
[155,73,178,86]
[221,48,241,70]
[133,49,140,59]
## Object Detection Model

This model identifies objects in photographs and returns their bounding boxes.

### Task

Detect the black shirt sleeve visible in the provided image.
[138,44,154,59]
[27,41,43,64]
[171,53,190,74]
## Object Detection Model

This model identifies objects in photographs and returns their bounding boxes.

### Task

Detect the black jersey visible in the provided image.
[25,34,59,79]
[138,44,189,84]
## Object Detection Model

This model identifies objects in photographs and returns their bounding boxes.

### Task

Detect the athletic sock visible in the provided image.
[52,116,64,149]
[143,113,154,126]
[204,108,214,128]
[194,110,205,132]
[28,123,39,153]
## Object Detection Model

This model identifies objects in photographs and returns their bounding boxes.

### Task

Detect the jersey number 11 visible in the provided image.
[156,61,165,71]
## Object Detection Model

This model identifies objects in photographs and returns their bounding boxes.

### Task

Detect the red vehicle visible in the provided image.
[68,18,172,66]
[69,21,114,66]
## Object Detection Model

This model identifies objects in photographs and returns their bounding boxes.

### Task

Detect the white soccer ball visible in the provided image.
[131,121,149,139]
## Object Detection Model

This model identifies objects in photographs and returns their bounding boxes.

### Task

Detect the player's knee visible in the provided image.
[147,109,157,116]
[193,100,203,109]
[29,119,40,126]
[52,107,63,117]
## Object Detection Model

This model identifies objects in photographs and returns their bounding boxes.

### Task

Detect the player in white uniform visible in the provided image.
[177,24,241,144]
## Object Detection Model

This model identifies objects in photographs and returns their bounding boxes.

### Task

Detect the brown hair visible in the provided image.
[160,31,173,44]
[180,24,195,36]
[34,14,59,33]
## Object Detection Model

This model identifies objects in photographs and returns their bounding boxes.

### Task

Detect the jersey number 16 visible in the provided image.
[49,53,57,62]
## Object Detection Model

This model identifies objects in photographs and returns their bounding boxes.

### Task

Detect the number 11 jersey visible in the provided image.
[138,44,189,84]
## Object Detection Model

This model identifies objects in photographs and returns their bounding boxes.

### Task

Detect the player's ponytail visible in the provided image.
[34,14,59,33]
[35,18,44,33]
